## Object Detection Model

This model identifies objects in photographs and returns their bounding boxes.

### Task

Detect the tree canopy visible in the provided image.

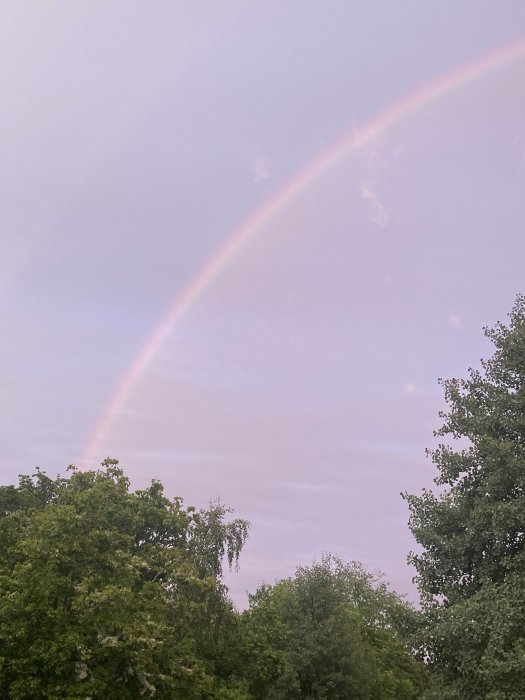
[0,459,249,699]
[404,294,525,698]
[239,555,427,699]
[0,460,427,699]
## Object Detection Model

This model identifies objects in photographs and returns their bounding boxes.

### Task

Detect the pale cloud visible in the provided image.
[114,448,235,463]
[449,314,464,330]
[285,481,349,494]
[356,128,386,170]
[356,131,395,228]
[251,156,270,183]
[403,382,417,395]
[359,182,389,227]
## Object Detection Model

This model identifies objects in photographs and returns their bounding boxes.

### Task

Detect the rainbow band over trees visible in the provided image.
[80,38,525,469]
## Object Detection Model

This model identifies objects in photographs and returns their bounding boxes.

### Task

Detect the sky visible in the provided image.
[2,1,525,606]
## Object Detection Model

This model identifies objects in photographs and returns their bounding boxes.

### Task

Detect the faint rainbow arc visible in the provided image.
[80,38,525,468]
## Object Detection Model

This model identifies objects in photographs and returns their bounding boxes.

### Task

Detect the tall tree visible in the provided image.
[0,460,248,699]
[239,555,427,699]
[404,295,525,699]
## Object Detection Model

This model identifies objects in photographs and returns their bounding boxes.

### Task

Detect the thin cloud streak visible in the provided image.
[285,482,352,495]
[359,182,390,227]
[449,314,464,330]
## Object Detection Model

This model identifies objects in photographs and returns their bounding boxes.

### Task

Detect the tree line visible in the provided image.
[2,295,525,698]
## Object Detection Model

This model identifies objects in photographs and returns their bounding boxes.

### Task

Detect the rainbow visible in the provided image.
[80,38,525,468]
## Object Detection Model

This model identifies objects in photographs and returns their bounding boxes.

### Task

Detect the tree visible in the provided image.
[239,555,427,699]
[404,295,525,698]
[0,459,249,699]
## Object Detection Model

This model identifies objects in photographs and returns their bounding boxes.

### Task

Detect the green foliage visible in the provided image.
[0,459,248,699]
[239,555,427,699]
[404,295,525,698]
[0,460,428,698]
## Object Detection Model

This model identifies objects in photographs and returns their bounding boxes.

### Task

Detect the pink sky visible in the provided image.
[2,1,525,605]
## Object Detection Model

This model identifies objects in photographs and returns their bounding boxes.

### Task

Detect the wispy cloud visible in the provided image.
[356,131,399,228]
[359,182,389,227]
[449,314,464,330]
[285,481,350,495]
[251,156,270,183]
[114,448,242,463]
[403,382,417,395]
